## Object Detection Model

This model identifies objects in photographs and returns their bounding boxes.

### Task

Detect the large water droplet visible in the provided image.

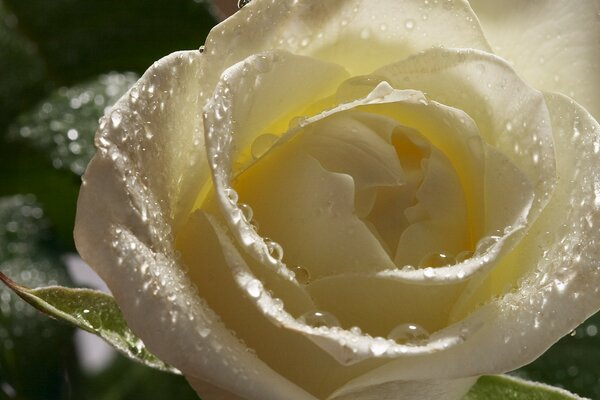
[388,323,430,344]
[419,252,455,268]
[265,239,284,262]
[251,133,278,159]
[299,310,340,328]
[292,265,310,284]
[237,0,252,8]
[246,279,263,299]
[336,75,384,103]
[455,250,473,263]
[475,235,501,255]
[238,203,254,222]
[404,19,415,30]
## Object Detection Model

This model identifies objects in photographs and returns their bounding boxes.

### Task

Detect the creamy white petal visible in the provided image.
[75,51,315,400]
[306,273,467,338]
[235,138,396,278]
[327,94,600,388]
[329,377,476,400]
[469,0,600,119]
[201,0,491,82]
[376,48,556,221]
[300,113,405,191]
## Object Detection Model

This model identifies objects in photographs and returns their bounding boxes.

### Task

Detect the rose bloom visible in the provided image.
[74,1,600,399]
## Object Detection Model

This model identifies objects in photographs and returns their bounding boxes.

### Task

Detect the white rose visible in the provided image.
[74,1,600,399]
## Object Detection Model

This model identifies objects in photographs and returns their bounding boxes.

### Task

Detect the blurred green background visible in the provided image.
[0,1,598,399]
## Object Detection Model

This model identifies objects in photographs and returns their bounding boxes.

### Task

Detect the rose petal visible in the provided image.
[234,130,397,278]
[327,94,600,390]
[329,377,477,400]
[305,273,467,338]
[176,208,471,396]
[75,51,315,400]
[469,0,600,119]
[202,0,491,81]
[376,48,555,219]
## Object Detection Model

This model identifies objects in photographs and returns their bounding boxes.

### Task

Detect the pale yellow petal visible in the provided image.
[469,0,600,119]
[202,0,491,82]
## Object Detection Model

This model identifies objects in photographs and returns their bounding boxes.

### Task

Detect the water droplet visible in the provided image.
[419,252,455,268]
[350,326,362,335]
[388,323,430,344]
[238,203,254,222]
[336,75,384,103]
[299,310,340,328]
[198,45,205,53]
[455,250,473,263]
[370,337,390,356]
[251,133,278,159]
[475,235,501,255]
[224,188,239,204]
[404,19,415,30]
[237,0,251,8]
[246,279,263,298]
[265,239,284,261]
[292,265,310,284]
[110,110,122,128]
[505,121,513,132]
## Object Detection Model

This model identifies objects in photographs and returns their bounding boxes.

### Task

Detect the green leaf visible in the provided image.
[464,375,587,400]
[0,195,75,399]
[0,272,180,375]
[8,72,138,175]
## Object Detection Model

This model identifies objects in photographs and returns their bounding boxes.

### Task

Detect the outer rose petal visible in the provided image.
[201,0,491,82]
[468,0,600,119]
[75,51,317,400]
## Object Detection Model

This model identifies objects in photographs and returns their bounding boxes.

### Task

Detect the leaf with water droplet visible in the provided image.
[464,375,583,400]
[0,272,178,375]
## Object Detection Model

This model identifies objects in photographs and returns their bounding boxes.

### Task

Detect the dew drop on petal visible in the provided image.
[370,337,390,356]
[455,250,474,263]
[237,0,252,9]
[110,110,122,128]
[238,203,254,222]
[224,188,239,205]
[291,265,310,284]
[419,252,455,268]
[475,235,501,255]
[388,323,430,344]
[404,19,415,30]
[299,310,340,328]
[265,239,284,261]
[251,133,278,159]
[245,279,263,299]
